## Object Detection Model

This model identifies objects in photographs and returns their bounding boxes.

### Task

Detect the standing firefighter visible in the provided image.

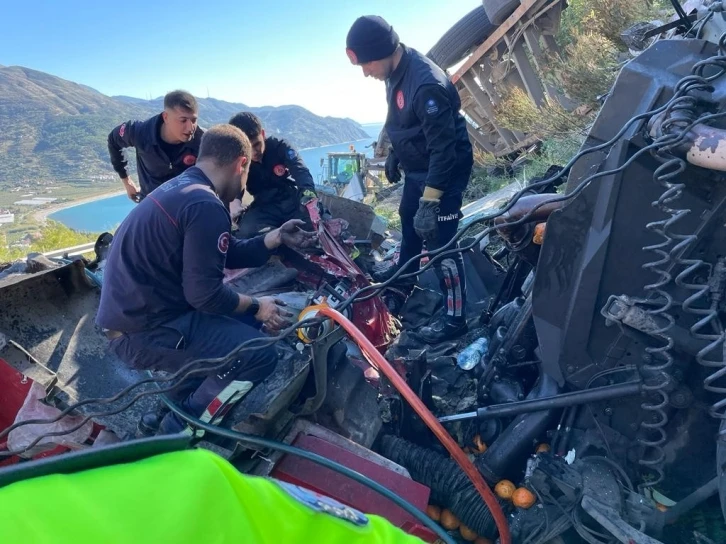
[107,90,204,201]
[346,15,474,344]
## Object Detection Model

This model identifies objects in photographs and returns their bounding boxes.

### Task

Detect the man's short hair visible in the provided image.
[164,90,198,113]
[229,111,263,139]
[198,124,251,167]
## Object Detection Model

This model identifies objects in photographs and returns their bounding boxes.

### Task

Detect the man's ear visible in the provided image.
[162,110,169,123]
[261,129,266,139]
[238,156,248,173]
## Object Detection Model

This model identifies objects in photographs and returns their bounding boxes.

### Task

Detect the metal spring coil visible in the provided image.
[672,36,726,437]
[632,34,726,487]
[679,256,726,431]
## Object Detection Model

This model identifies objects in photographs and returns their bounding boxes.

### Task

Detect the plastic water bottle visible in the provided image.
[456,337,489,370]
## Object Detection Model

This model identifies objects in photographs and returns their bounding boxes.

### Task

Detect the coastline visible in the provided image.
[32,189,127,223]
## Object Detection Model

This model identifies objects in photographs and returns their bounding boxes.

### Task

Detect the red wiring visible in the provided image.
[318,307,511,544]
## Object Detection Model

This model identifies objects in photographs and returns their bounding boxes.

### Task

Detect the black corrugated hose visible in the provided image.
[380,435,510,539]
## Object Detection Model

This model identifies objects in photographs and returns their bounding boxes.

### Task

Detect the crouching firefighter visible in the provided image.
[96,124,316,435]
[346,15,474,344]
[228,111,317,238]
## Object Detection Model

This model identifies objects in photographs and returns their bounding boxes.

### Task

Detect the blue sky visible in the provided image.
[1,0,479,123]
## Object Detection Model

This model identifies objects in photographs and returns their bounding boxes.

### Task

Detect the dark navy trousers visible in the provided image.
[398,171,468,320]
[109,311,277,433]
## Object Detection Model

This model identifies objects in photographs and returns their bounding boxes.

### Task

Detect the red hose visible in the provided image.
[318,307,512,544]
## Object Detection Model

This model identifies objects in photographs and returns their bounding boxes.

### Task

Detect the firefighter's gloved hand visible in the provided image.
[384,152,401,183]
[300,189,317,206]
[414,198,440,243]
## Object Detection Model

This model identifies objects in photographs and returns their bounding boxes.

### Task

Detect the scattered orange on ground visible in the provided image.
[426,504,441,521]
[512,487,537,509]
[473,435,488,453]
[494,479,516,500]
[440,509,460,530]
[460,524,477,541]
[536,443,551,453]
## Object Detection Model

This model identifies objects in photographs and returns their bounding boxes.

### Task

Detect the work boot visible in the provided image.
[135,406,170,438]
[418,315,468,345]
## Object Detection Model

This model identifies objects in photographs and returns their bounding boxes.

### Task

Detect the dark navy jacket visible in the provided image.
[107,114,204,196]
[385,45,473,193]
[243,137,314,211]
[96,167,271,333]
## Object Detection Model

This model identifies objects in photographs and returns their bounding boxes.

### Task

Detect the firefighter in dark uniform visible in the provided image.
[228,112,316,238]
[107,90,204,202]
[346,15,474,344]
[96,124,316,434]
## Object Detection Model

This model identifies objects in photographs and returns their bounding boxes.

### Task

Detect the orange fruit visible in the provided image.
[656,502,668,512]
[473,435,488,453]
[494,479,516,500]
[426,504,441,521]
[512,487,537,509]
[440,509,460,530]
[536,443,551,453]
[460,524,478,541]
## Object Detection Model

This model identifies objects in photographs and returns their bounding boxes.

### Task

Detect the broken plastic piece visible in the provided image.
[7,382,93,457]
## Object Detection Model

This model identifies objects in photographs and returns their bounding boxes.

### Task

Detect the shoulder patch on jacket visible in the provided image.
[274,480,369,527]
[119,123,126,137]
[425,98,439,115]
[217,232,230,254]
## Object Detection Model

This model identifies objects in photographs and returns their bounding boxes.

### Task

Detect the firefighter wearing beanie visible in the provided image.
[346,15,474,344]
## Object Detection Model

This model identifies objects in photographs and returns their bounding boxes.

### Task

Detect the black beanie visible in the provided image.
[346,15,400,65]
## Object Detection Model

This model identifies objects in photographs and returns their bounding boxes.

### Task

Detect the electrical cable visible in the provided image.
[160,398,457,544]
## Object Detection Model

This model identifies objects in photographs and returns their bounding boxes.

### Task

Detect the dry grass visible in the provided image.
[494,87,593,138]
[587,0,650,47]
[558,0,651,49]
[547,31,620,106]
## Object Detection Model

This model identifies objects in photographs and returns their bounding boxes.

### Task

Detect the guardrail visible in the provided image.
[42,242,96,259]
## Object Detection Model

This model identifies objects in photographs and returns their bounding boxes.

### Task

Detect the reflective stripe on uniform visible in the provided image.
[199,380,253,424]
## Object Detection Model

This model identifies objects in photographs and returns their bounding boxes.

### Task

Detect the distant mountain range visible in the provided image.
[0,65,370,183]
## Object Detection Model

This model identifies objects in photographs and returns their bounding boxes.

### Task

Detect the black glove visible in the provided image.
[413,198,440,243]
[300,189,317,206]
[384,151,401,183]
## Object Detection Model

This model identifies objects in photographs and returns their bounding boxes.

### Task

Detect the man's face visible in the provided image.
[163,107,198,143]
[249,131,266,162]
[360,59,392,81]
[220,156,249,203]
